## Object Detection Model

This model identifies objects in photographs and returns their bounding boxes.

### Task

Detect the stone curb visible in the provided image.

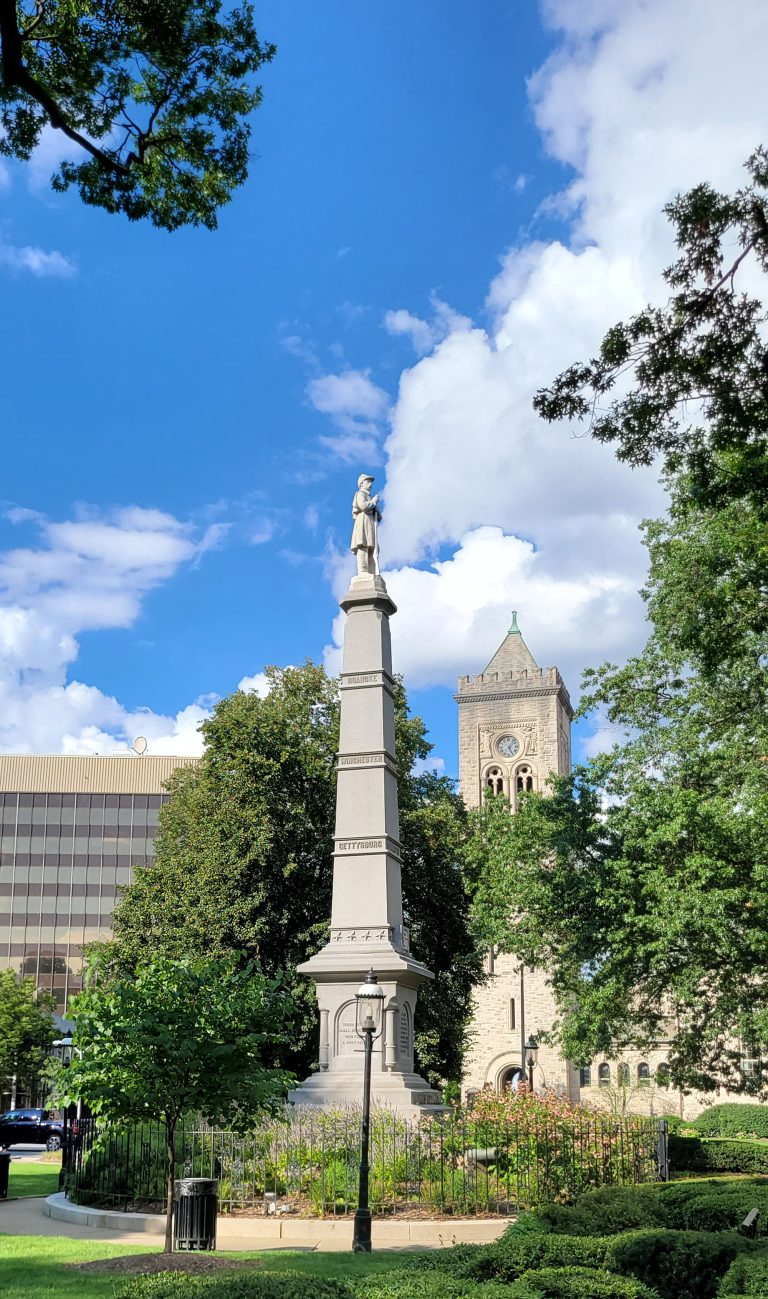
[44,1194,507,1247]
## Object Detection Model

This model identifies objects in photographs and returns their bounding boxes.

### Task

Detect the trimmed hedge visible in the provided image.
[670,1135,768,1175]
[510,1180,768,1238]
[694,1106,768,1141]
[602,1229,744,1299]
[118,1276,355,1299]
[414,1221,744,1299]
[353,1272,512,1298]
[505,1267,660,1298]
[718,1250,768,1295]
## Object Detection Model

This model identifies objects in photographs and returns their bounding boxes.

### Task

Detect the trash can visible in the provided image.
[173,1178,217,1251]
[0,1152,11,1199]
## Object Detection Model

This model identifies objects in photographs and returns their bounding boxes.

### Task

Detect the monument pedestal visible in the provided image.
[291,574,442,1115]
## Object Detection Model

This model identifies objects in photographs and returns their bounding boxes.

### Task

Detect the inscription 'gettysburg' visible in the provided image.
[336,838,384,851]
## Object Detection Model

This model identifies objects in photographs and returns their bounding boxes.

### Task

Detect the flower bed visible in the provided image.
[68,1091,663,1217]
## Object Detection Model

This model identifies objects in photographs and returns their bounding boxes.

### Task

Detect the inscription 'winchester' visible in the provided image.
[338,753,385,766]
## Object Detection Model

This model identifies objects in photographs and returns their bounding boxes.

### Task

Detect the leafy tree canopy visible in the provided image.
[0,969,55,1097]
[66,954,291,1249]
[106,663,483,1087]
[471,152,768,1099]
[0,1,275,229]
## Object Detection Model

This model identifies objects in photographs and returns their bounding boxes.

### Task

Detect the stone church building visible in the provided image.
[456,615,738,1120]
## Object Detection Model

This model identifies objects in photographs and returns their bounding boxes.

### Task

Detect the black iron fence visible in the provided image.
[65,1105,666,1218]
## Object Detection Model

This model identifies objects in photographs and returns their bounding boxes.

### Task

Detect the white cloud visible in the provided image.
[326,525,644,693]
[25,124,86,193]
[250,519,276,545]
[0,505,225,755]
[0,240,75,278]
[307,369,390,463]
[383,309,435,357]
[383,297,472,358]
[366,0,768,727]
[237,672,271,697]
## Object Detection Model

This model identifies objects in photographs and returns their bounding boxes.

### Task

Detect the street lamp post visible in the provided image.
[525,1036,539,1092]
[352,969,385,1253]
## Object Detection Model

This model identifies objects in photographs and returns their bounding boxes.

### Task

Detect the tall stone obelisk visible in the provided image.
[291,475,441,1114]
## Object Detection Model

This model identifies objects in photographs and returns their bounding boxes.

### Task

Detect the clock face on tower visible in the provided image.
[497,735,520,758]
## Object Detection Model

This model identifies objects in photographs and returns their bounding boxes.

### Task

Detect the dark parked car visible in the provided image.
[0,1108,64,1150]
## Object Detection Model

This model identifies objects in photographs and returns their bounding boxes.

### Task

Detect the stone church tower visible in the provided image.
[457,614,580,1099]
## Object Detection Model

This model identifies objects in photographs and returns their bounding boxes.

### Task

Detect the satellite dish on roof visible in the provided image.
[131,736,148,756]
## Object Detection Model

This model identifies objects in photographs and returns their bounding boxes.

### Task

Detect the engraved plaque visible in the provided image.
[399,1008,411,1060]
[337,1004,364,1055]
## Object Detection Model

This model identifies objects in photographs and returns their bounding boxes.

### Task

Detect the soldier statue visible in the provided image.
[350,473,382,577]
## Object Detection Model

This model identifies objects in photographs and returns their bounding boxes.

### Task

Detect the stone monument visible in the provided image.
[290,474,442,1114]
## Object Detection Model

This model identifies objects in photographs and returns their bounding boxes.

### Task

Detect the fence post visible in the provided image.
[656,1119,669,1182]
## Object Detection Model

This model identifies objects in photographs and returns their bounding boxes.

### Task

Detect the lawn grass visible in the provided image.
[0,1235,424,1299]
[7,1163,60,1200]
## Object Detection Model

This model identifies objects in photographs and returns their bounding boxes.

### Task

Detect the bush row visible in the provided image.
[670,1135,768,1175]
[719,1250,768,1295]
[541,1178,768,1236]
[118,1272,656,1299]
[693,1106,768,1142]
[426,1226,744,1299]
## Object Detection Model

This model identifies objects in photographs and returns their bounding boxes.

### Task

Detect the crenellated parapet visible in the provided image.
[456,665,573,717]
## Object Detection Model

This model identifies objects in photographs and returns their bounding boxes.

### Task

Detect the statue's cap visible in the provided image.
[357,473,375,487]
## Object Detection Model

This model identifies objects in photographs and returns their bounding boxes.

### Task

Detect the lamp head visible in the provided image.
[355,969,385,1037]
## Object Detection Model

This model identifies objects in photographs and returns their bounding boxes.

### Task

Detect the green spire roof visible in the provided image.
[482,613,539,676]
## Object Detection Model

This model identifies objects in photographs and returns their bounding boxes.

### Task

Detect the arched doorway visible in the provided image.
[499,1067,522,1094]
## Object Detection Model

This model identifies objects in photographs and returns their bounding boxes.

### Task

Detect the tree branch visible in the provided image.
[21,1,46,39]
[0,0,129,174]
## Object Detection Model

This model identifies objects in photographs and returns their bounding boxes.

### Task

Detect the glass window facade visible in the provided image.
[0,791,165,1011]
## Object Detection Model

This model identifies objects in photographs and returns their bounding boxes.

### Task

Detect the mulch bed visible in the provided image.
[69,1254,275,1276]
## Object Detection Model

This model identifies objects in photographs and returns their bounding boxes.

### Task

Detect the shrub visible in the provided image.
[118,1274,354,1299]
[504,1180,768,1239]
[454,1231,610,1283]
[603,1229,744,1299]
[718,1250,768,1295]
[694,1106,768,1141]
[658,1115,688,1135]
[514,1186,670,1237]
[503,1267,660,1298]
[353,1271,512,1298]
[670,1136,768,1175]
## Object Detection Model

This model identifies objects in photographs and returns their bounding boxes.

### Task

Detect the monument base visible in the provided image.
[291,937,444,1117]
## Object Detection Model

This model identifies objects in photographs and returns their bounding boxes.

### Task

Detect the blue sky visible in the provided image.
[1,0,767,775]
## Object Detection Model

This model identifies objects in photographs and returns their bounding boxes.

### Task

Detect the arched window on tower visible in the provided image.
[515,764,534,794]
[598,1062,611,1087]
[637,1062,651,1085]
[485,767,505,797]
[618,1063,630,1087]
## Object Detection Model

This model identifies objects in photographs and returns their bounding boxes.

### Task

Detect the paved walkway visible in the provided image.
[0,1195,165,1246]
[0,1194,507,1253]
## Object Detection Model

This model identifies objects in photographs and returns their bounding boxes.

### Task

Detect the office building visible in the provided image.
[0,755,197,1012]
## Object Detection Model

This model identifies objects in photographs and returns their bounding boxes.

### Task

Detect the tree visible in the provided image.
[65,954,292,1251]
[470,151,768,1099]
[0,971,55,1104]
[0,2,275,230]
[106,663,483,1087]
